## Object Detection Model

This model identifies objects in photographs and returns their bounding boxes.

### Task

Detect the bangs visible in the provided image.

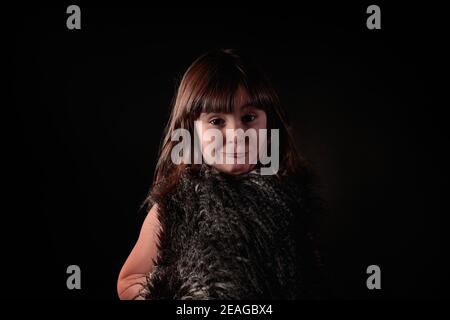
[190,81,275,119]
[186,51,277,119]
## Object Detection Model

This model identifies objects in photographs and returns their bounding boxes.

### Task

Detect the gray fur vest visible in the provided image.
[139,164,322,300]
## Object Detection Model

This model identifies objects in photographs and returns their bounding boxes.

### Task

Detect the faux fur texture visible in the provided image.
[138,164,322,300]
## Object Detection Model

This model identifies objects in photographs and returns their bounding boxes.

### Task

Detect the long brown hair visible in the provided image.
[147,49,309,204]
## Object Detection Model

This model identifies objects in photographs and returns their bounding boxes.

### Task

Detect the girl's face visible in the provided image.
[195,89,267,175]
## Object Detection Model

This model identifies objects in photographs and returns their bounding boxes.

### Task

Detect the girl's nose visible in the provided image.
[223,119,246,150]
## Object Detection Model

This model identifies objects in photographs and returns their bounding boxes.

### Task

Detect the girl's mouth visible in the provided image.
[224,152,248,158]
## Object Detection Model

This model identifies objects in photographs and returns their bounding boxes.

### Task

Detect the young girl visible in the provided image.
[117,49,323,300]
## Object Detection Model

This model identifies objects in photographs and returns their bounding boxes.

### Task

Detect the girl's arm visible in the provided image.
[117,204,161,300]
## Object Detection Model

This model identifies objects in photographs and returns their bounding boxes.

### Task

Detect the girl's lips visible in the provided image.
[224,152,248,158]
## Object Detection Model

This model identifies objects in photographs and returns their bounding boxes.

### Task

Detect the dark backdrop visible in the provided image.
[10,4,447,299]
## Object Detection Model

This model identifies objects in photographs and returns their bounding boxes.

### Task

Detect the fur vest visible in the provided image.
[138,164,322,300]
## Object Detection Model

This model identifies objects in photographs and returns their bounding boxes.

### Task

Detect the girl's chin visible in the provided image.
[212,163,255,175]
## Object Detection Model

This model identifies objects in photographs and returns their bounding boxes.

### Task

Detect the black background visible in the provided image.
[10,4,447,299]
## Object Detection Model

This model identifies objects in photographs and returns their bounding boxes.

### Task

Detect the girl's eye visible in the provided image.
[242,114,256,123]
[209,118,225,126]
